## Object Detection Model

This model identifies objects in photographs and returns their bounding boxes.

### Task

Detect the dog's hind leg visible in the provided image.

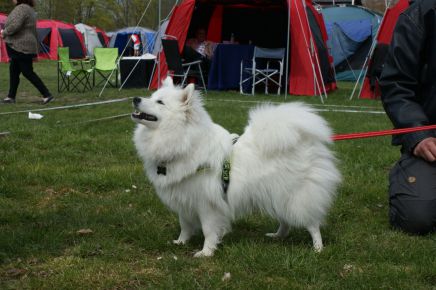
[307,224,323,252]
[173,214,198,245]
[266,221,289,239]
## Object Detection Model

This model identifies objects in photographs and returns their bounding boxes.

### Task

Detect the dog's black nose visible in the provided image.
[133,97,141,106]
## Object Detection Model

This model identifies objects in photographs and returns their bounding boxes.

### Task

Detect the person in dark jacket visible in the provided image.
[0,0,53,104]
[379,0,436,235]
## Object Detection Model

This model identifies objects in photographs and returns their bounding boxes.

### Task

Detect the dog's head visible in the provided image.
[131,77,201,129]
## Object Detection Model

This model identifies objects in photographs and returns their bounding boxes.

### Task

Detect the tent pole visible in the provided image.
[349,3,389,100]
[284,0,291,99]
[157,0,162,89]
[105,0,153,96]
[349,39,375,100]
[301,0,328,101]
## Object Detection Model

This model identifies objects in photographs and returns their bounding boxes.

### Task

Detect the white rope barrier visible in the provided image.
[0,97,133,116]
[207,98,383,110]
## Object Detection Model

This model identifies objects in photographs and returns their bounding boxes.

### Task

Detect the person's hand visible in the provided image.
[0,30,3,38]
[413,137,436,162]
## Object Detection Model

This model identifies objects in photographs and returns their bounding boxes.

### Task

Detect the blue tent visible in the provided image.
[108,26,156,56]
[322,5,381,81]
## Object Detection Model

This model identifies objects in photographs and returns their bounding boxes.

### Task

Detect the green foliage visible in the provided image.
[0,61,435,289]
[34,0,177,31]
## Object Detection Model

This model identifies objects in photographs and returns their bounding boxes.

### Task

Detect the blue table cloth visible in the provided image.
[208,44,254,90]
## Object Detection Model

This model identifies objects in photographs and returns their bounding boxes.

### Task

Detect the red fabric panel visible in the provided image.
[0,39,8,62]
[0,14,8,62]
[360,77,381,99]
[207,5,223,43]
[289,0,336,96]
[289,0,317,96]
[359,0,409,99]
[150,0,196,89]
[377,0,409,44]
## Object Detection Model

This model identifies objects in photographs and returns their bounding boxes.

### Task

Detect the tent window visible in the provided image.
[37,28,51,55]
[59,28,85,59]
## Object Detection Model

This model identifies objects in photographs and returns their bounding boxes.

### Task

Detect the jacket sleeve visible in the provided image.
[379,8,433,152]
[3,6,27,37]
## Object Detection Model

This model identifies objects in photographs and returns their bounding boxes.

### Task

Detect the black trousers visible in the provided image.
[6,45,51,99]
[388,152,436,234]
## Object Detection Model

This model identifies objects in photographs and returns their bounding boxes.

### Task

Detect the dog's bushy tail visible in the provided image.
[247,102,332,156]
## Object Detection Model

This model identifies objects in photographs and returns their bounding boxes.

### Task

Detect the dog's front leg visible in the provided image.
[194,225,220,258]
[173,214,197,245]
[194,211,229,258]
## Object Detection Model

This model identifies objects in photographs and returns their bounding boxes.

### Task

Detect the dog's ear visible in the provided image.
[162,77,174,88]
[182,83,196,105]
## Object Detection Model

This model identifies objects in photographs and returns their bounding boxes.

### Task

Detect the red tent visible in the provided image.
[0,12,8,63]
[359,0,409,99]
[150,0,336,96]
[37,20,86,60]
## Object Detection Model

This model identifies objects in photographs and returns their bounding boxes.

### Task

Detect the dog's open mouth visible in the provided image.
[131,111,158,122]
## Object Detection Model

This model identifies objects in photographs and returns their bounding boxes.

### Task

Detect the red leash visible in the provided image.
[333,124,436,141]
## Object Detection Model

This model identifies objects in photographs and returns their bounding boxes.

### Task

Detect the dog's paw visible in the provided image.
[265,232,288,239]
[313,243,323,253]
[265,232,280,238]
[193,249,214,258]
[172,239,187,245]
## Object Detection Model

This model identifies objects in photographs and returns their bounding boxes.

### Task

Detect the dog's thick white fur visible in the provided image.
[132,77,341,257]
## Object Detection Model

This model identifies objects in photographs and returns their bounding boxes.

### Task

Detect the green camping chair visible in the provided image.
[57,47,93,93]
[93,48,119,87]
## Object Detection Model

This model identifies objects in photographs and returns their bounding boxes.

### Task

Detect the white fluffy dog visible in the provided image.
[132,78,341,257]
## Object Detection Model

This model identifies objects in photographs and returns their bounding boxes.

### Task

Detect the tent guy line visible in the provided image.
[98,0,154,97]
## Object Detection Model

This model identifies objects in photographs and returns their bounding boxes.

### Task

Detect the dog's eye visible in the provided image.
[156,100,164,105]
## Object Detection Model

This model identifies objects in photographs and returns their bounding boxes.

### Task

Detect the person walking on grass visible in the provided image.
[380,0,436,235]
[0,0,53,104]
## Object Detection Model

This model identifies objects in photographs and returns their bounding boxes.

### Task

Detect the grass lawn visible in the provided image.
[0,60,435,289]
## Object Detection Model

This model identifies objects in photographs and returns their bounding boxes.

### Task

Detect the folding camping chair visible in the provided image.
[240,47,285,95]
[57,47,93,93]
[161,37,207,91]
[93,47,119,87]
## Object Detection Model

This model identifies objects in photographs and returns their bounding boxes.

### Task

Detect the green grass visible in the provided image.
[0,61,435,289]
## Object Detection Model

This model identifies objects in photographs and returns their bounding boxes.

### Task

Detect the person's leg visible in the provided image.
[388,152,436,234]
[18,57,52,99]
[7,57,21,100]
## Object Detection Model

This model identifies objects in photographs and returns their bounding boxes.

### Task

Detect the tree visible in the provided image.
[0,1,15,14]
[5,0,179,31]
